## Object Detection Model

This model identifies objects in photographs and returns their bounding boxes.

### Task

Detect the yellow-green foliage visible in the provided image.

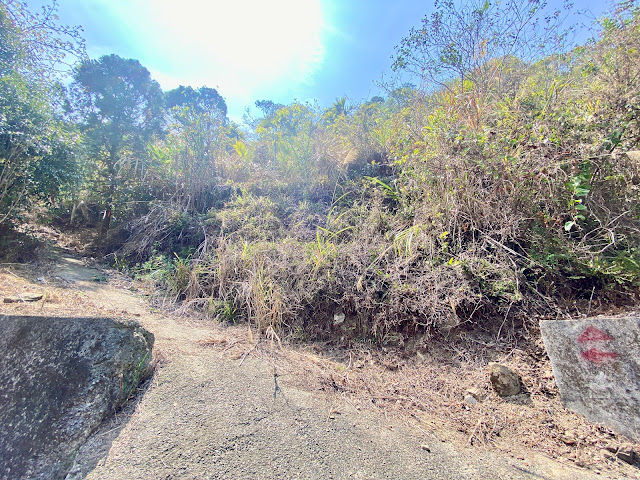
[215,195,285,242]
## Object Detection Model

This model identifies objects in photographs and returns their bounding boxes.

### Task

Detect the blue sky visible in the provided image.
[43,0,612,121]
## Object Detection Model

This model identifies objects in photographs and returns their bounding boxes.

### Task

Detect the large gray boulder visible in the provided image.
[540,316,640,442]
[0,316,154,480]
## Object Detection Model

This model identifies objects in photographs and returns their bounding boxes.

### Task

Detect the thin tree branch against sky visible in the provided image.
[36,0,611,121]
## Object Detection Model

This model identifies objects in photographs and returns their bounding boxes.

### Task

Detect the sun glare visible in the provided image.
[103,0,326,102]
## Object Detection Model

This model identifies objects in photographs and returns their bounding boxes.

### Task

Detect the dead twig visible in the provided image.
[468,419,483,445]
[238,345,257,366]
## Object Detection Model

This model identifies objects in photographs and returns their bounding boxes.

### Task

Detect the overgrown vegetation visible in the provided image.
[0,0,84,225]
[2,0,640,346]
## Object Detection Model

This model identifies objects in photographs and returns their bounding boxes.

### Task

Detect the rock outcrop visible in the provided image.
[0,315,154,480]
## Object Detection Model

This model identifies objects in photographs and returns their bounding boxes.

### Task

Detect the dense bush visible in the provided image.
[141,3,640,345]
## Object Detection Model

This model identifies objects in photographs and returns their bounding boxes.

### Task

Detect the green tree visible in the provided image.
[391,0,572,132]
[0,0,83,225]
[166,85,227,119]
[255,99,284,118]
[1,0,85,78]
[392,0,570,93]
[70,54,164,239]
[323,97,354,125]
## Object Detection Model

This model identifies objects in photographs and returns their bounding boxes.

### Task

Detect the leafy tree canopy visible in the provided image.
[255,99,285,118]
[166,85,227,118]
[0,0,85,79]
[0,0,82,224]
[70,54,165,236]
[71,54,164,158]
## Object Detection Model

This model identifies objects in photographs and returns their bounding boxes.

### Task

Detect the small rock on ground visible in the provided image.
[488,363,521,397]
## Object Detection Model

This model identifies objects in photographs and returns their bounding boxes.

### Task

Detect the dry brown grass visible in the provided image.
[193,320,640,478]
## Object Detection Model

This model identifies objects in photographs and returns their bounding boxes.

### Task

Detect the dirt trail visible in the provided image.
[40,255,603,479]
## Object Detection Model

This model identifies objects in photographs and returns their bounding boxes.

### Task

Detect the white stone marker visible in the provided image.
[539,316,640,442]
